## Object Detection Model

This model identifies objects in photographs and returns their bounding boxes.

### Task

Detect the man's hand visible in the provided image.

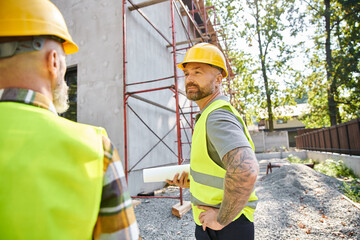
[165,171,190,188]
[198,206,225,231]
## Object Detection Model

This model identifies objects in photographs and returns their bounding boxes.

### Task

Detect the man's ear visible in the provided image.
[215,73,223,86]
[47,49,59,84]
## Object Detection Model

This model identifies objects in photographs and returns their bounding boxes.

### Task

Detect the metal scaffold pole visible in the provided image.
[171,0,183,205]
[123,0,129,182]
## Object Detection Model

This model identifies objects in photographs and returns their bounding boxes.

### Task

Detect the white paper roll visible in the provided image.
[143,164,190,183]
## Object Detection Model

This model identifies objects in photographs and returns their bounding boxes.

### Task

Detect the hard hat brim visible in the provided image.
[177,60,228,78]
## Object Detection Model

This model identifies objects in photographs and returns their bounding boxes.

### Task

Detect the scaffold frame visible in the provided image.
[122,0,233,207]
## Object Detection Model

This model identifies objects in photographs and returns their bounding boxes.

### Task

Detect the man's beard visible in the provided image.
[185,82,214,101]
[53,79,69,114]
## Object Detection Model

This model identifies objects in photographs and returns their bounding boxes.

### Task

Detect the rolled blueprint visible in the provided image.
[143,164,190,183]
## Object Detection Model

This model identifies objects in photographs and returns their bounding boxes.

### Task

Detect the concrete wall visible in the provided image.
[54,0,194,195]
[54,0,124,150]
[250,131,289,153]
[256,150,307,160]
[256,149,360,177]
[307,151,360,177]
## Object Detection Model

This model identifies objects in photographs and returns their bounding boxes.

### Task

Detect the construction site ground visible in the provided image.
[133,158,360,240]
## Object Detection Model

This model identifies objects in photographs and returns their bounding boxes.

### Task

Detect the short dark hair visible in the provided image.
[182,63,224,75]
[208,64,223,75]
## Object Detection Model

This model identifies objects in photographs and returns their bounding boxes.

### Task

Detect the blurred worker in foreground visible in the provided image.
[0,0,139,239]
[166,43,259,240]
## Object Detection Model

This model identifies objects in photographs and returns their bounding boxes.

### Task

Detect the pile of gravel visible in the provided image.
[134,163,360,239]
[254,163,360,240]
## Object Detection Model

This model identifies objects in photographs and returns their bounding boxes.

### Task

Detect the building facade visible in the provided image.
[53,0,224,195]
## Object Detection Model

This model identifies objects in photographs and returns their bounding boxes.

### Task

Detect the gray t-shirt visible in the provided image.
[195,96,251,169]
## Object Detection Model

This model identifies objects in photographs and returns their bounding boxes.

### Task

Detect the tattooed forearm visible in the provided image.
[217,146,259,226]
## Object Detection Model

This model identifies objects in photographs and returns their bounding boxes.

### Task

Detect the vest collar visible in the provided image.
[195,95,229,122]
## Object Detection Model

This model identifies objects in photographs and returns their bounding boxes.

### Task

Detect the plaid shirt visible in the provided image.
[0,88,140,240]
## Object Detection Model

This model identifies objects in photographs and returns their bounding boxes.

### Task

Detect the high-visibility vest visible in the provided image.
[189,99,258,226]
[0,102,104,240]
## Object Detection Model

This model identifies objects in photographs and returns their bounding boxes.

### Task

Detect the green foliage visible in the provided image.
[342,181,360,203]
[314,159,355,178]
[314,159,360,203]
[209,0,359,128]
[298,72,330,127]
[299,0,360,126]
[287,154,316,164]
[210,0,305,127]
[223,51,261,124]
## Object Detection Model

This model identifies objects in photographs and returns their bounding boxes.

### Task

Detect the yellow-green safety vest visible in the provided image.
[189,99,258,226]
[0,102,104,240]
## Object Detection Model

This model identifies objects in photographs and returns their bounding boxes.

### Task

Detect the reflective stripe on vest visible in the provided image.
[0,102,104,240]
[190,193,258,210]
[190,168,258,209]
[189,99,258,225]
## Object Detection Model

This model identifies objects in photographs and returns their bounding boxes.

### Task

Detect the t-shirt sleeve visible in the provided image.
[206,108,252,161]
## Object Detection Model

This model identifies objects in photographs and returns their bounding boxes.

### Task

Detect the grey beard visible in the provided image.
[53,81,69,114]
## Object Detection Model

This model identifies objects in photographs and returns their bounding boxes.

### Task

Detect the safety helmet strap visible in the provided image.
[0,37,45,58]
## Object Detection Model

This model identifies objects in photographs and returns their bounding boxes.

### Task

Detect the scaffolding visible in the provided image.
[122,0,233,206]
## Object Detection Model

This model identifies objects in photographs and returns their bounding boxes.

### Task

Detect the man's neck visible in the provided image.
[195,91,221,111]
[0,78,53,102]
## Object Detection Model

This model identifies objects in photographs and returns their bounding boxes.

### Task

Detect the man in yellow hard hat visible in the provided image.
[167,43,259,240]
[0,1,139,239]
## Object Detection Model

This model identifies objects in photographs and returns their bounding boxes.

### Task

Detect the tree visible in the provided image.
[332,0,360,121]
[223,51,261,125]
[302,0,360,126]
[210,0,303,131]
[209,0,358,129]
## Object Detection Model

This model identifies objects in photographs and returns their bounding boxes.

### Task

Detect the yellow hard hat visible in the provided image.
[177,43,228,78]
[0,0,78,55]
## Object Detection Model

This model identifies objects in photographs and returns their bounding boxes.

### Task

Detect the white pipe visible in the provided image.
[143,164,190,183]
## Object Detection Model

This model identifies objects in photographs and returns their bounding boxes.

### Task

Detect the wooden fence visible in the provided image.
[295,118,360,156]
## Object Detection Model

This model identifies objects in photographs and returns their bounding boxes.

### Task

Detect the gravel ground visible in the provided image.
[134,163,360,240]
[134,186,195,240]
[254,163,360,240]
